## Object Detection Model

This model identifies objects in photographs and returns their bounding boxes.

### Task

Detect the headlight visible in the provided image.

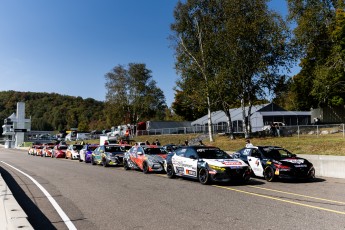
[209,165,226,171]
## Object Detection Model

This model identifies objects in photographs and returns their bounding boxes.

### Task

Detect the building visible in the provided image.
[2,102,31,148]
[191,103,311,133]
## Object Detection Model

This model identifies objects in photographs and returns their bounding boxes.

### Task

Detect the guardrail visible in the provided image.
[0,173,33,229]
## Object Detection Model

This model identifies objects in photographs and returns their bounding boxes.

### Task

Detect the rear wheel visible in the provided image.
[103,159,108,167]
[142,162,149,174]
[198,168,211,185]
[166,164,175,178]
[264,166,276,182]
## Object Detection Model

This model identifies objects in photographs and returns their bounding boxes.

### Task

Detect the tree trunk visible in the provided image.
[207,96,214,142]
[223,103,235,140]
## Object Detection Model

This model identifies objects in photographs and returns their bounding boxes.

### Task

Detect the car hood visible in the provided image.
[279,157,311,166]
[204,159,248,167]
[147,154,166,163]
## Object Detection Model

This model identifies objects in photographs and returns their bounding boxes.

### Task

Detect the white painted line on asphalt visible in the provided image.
[1,161,77,230]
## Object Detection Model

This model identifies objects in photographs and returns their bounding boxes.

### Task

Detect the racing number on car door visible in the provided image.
[247,150,264,177]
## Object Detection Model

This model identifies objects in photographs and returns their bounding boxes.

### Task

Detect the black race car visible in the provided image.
[233,146,315,182]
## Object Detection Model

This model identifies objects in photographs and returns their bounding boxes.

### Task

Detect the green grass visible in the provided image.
[48,132,345,156]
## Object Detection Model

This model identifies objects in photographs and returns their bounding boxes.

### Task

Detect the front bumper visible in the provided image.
[277,166,315,180]
[209,167,251,182]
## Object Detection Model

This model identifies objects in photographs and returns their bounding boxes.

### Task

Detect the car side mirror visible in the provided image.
[100,150,104,153]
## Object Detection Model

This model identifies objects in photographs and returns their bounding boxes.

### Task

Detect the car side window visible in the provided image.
[175,148,186,157]
[251,149,261,158]
[185,149,197,159]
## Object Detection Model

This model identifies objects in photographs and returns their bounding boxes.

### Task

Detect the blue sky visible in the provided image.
[0,0,290,107]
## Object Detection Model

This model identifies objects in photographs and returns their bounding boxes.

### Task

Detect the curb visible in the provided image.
[0,173,33,230]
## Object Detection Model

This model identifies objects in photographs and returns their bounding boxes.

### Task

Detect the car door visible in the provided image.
[172,148,187,175]
[247,149,264,177]
[183,148,198,178]
[135,146,146,169]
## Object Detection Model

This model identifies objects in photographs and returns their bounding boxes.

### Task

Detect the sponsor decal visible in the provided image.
[221,160,242,166]
[275,169,279,175]
[209,165,226,171]
[294,164,307,167]
[186,169,196,176]
[176,167,184,174]
[282,159,304,164]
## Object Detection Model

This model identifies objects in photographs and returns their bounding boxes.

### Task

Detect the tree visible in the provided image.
[171,0,292,139]
[287,0,344,110]
[104,63,167,125]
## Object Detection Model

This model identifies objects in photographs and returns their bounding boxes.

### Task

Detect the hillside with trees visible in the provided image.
[0,91,106,131]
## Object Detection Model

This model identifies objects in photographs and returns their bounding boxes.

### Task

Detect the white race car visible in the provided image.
[164,146,251,185]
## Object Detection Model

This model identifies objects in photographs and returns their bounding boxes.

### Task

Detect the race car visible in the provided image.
[28,142,42,155]
[65,144,83,160]
[164,146,251,185]
[42,142,56,157]
[123,145,168,173]
[52,144,68,158]
[233,145,315,182]
[79,144,99,163]
[91,144,131,167]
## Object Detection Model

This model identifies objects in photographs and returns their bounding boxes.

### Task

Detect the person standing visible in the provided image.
[155,139,161,146]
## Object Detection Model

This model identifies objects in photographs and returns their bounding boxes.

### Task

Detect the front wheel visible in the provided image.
[91,157,96,165]
[123,159,130,170]
[166,164,175,178]
[264,166,276,182]
[142,162,149,174]
[198,168,211,185]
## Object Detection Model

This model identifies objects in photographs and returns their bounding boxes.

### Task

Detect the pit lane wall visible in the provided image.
[0,173,33,230]
[298,154,345,179]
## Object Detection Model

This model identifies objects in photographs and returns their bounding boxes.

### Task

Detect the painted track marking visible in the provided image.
[248,185,345,205]
[1,161,77,230]
[213,185,345,215]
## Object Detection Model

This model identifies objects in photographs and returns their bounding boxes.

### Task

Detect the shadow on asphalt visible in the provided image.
[0,166,57,230]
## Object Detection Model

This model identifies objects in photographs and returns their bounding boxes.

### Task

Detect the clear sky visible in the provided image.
[0,0,290,107]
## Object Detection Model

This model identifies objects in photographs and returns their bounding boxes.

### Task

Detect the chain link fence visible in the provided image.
[136,123,345,138]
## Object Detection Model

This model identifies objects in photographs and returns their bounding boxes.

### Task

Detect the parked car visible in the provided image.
[164,145,251,185]
[79,144,99,163]
[233,145,315,182]
[162,144,179,153]
[65,144,83,160]
[52,144,68,158]
[91,144,131,167]
[123,145,168,173]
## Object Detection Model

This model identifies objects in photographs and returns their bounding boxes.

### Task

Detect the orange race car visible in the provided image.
[123,145,168,173]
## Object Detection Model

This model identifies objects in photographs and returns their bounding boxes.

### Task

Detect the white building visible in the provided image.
[191,103,311,133]
[2,102,31,148]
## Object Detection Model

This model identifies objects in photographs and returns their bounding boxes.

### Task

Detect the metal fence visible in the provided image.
[136,123,345,138]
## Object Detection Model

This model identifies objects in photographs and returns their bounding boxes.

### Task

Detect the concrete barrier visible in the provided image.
[299,154,345,179]
[0,173,33,230]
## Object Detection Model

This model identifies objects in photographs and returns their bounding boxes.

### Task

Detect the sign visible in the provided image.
[14,129,27,132]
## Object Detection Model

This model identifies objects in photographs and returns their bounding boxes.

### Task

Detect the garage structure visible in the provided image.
[191,103,311,133]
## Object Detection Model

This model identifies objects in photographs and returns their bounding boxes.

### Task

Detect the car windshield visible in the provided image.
[197,148,231,159]
[88,146,98,151]
[260,147,293,159]
[73,145,83,150]
[144,147,167,155]
[105,146,125,152]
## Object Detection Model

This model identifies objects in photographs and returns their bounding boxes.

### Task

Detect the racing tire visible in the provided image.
[166,164,175,179]
[198,168,211,185]
[264,166,276,182]
[123,160,130,170]
[103,160,108,167]
[91,157,96,165]
[142,162,149,174]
